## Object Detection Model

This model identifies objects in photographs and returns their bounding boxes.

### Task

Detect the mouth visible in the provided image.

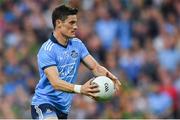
[71,31,75,34]
[71,31,76,36]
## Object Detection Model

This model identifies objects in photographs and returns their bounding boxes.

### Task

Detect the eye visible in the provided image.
[69,21,76,25]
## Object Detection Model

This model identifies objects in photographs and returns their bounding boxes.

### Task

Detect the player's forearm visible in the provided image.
[92,65,121,88]
[47,75,80,93]
[92,65,109,77]
[82,55,110,77]
[51,79,74,93]
[49,77,82,93]
[44,66,81,93]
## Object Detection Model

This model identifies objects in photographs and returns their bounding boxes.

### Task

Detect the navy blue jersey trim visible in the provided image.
[42,64,57,70]
[50,33,69,48]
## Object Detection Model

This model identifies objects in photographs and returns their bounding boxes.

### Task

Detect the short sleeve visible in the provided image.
[80,42,90,59]
[37,49,57,70]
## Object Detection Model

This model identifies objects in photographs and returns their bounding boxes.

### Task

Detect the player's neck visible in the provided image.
[53,31,68,46]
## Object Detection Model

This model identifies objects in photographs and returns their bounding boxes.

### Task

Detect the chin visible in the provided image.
[68,35,76,38]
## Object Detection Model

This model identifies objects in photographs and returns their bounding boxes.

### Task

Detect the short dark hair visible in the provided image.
[52,4,78,28]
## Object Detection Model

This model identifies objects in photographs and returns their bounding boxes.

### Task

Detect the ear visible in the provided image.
[56,19,62,28]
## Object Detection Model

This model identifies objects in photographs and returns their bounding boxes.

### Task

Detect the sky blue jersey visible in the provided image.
[31,34,89,114]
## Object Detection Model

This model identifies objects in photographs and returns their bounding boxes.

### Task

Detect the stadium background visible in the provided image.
[0,0,180,119]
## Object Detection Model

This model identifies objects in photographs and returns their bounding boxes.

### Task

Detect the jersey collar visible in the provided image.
[50,33,68,48]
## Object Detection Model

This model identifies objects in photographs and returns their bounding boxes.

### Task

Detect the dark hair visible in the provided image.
[52,4,78,28]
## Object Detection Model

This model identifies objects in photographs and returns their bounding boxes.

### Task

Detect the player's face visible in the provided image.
[58,15,78,38]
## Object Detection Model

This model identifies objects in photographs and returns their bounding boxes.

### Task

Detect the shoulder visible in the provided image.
[38,40,57,56]
[41,40,56,52]
[70,38,84,44]
[70,38,85,46]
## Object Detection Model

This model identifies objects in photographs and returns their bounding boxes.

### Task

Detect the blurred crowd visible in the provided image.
[0,0,180,119]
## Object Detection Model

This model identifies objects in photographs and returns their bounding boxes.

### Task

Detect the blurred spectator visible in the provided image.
[147,83,173,118]
[95,4,119,50]
[158,67,179,118]
[117,9,132,49]
[118,40,144,85]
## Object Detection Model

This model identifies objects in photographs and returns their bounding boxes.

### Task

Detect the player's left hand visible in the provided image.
[106,72,121,92]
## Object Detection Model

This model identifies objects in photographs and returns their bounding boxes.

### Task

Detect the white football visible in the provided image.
[92,76,115,101]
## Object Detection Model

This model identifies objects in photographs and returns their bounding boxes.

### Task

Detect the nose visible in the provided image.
[73,24,78,30]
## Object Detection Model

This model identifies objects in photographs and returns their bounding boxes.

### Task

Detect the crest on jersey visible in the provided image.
[71,50,78,58]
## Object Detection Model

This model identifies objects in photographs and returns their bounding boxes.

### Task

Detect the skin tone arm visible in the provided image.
[82,55,121,91]
[44,66,99,97]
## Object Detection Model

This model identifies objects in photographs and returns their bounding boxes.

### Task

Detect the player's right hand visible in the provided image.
[81,78,100,98]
